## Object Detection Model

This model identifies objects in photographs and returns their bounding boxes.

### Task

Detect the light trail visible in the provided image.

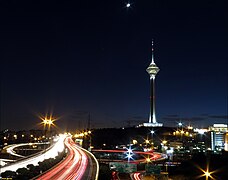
[0,134,65,173]
[92,149,165,163]
[3,142,49,158]
[37,137,89,180]
[133,172,141,180]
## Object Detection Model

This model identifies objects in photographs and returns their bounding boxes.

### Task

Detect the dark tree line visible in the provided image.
[1,151,66,179]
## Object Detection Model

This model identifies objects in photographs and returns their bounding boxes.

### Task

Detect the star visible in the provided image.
[126,3,131,8]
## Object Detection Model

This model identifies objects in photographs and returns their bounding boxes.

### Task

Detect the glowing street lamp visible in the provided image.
[146,157,151,163]
[205,171,211,178]
[196,163,216,180]
[125,146,134,162]
[40,114,56,130]
[200,169,214,180]
[40,114,57,142]
[132,139,137,145]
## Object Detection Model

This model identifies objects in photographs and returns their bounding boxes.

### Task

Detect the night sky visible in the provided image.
[1,0,227,131]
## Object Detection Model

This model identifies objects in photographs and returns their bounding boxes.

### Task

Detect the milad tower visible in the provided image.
[143,41,163,127]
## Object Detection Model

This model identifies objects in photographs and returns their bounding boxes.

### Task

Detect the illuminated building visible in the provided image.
[209,124,228,151]
[225,132,228,151]
[142,41,163,127]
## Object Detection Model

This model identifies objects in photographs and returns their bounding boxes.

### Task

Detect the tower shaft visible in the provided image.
[149,77,156,123]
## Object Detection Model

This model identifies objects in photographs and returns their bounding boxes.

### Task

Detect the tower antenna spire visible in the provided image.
[151,39,154,63]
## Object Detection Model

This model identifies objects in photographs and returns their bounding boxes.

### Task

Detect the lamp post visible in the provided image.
[40,115,55,150]
[150,130,155,149]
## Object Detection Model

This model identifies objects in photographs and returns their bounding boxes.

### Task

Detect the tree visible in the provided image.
[16,167,31,179]
[1,170,16,178]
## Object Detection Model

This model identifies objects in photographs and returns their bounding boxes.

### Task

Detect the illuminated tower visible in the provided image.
[143,41,163,127]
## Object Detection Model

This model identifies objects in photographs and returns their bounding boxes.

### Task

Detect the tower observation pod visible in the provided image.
[142,41,163,127]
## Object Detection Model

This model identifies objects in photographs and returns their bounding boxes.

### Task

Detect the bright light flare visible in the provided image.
[125,146,134,161]
[126,3,131,8]
[39,113,58,130]
[205,171,211,177]
[126,146,133,154]
[178,122,183,126]
[146,157,151,162]
[195,163,217,180]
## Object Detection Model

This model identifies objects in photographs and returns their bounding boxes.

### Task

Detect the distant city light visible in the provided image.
[194,128,208,134]
[178,122,183,126]
[213,124,227,128]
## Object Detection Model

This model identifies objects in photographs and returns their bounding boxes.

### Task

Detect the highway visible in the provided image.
[92,149,166,163]
[2,142,50,159]
[0,135,65,173]
[37,137,99,180]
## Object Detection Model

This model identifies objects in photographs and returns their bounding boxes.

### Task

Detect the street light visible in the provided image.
[200,169,214,180]
[146,157,151,163]
[40,115,57,142]
[125,146,134,162]
[205,171,211,178]
[196,163,216,180]
[42,117,54,130]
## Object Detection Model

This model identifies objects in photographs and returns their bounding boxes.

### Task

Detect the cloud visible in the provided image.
[161,117,179,122]
[131,116,147,121]
[187,117,207,121]
[208,115,228,120]
[166,114,179,117]
[161,115,207,122]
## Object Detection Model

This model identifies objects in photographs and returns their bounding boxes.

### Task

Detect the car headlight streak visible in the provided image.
[0,134,66,173]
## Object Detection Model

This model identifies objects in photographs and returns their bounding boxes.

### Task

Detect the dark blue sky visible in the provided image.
[1,0,227,131]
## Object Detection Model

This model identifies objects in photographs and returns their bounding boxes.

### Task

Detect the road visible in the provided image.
[2,142,50,159]
[0,135,65,173]
[92,149,166,163]
[37,137,99,180]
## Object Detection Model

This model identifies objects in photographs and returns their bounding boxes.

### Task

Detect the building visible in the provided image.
[209,124,228,151]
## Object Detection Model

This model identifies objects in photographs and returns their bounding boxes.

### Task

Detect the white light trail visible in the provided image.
[0,134,66,173]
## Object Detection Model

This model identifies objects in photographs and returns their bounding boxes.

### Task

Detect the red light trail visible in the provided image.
[37,137,88,180]
[92,149,163,163]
